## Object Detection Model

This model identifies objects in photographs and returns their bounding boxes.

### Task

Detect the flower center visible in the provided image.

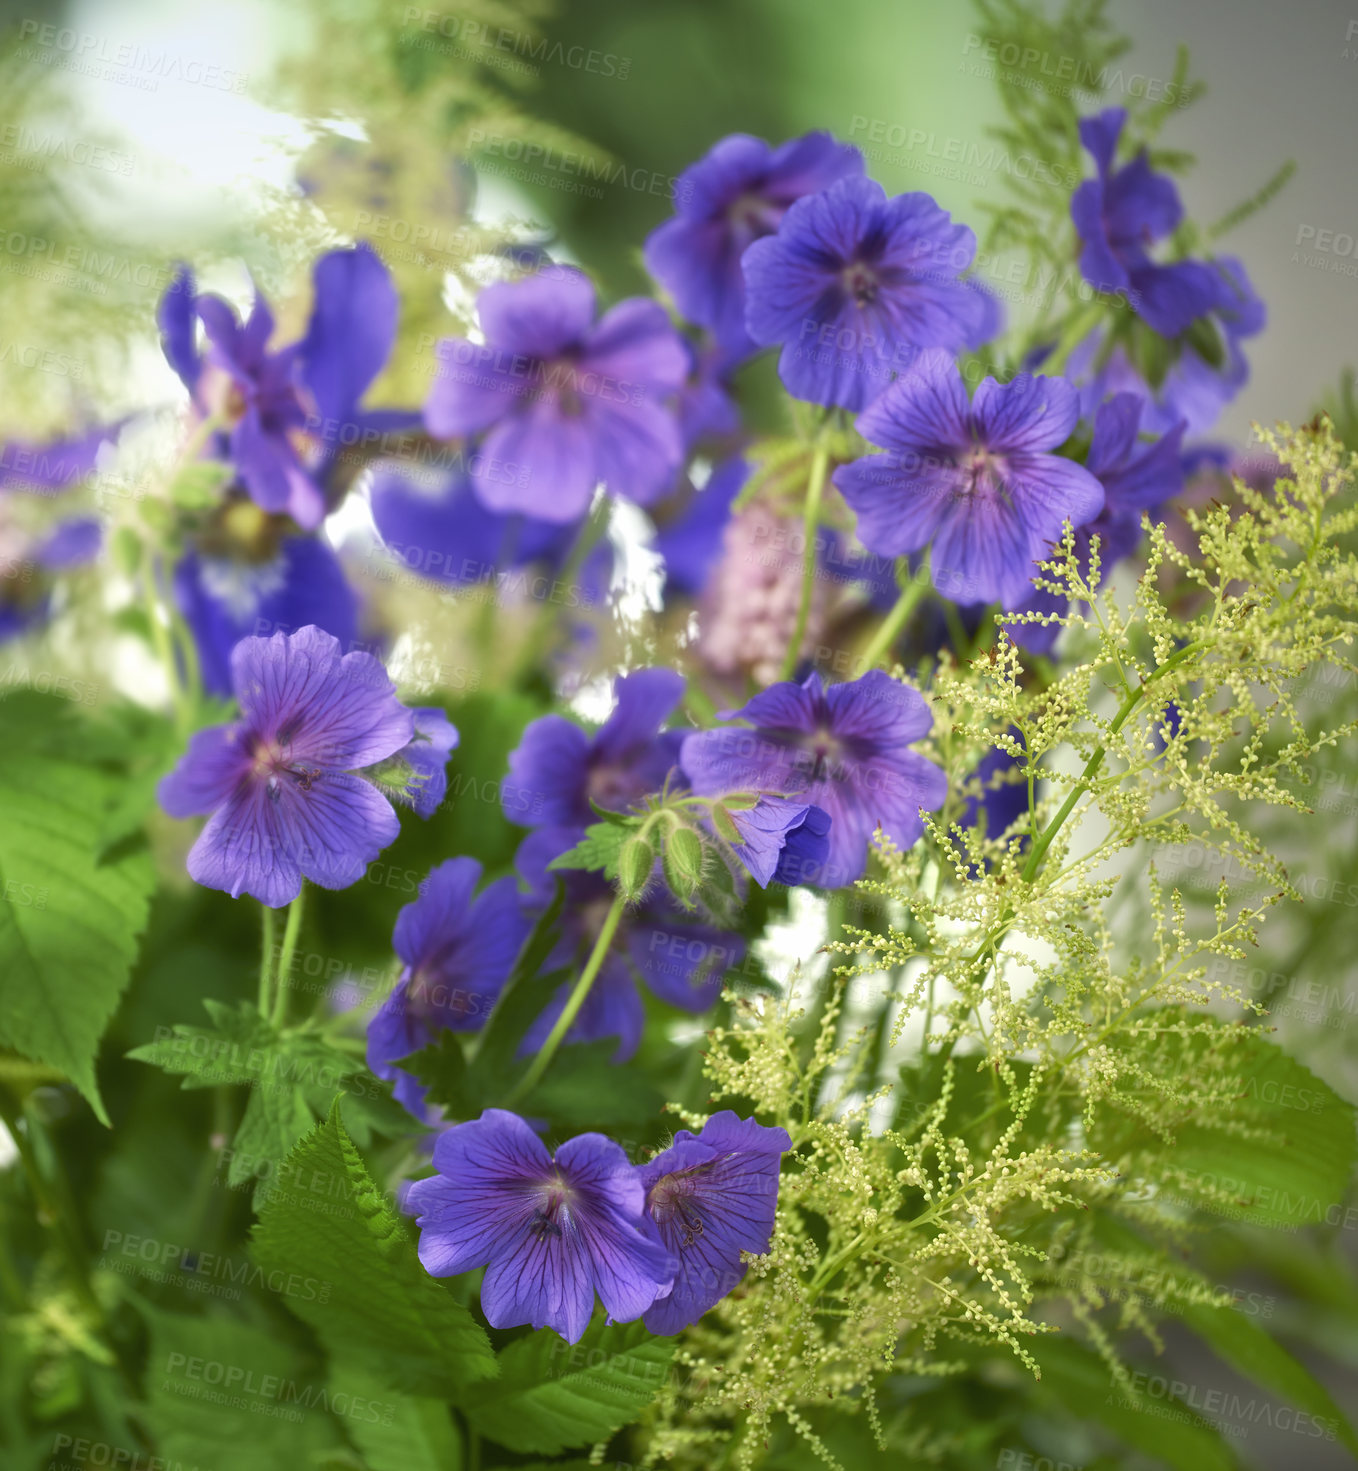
[727,192,782,240]
[648,1169,707,1245]
[841,261,879,307]
[529,1170,577,1239]
[250,731,320,796]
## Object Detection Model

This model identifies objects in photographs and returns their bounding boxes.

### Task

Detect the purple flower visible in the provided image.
[639,1111,790,1334]
[367,461,611,602]
[406,1108,675,1343]
[675,339,742,450]
[833,350,1105,607]
[172,498,359,697]
[652,457,748,598]
[741,176,991,412]
[383,707,459,818]
[680,670,946,886]
[515,829,741,1060]
[723,796,832,890]
[1070,109,1222,339]
[1006,392,1185,654]
[0,423,119,494]
[157,625,416,907]
[644,131,864,360]
[367,859,527,1118]
[505,668,686,830]
[424,267,688,523]
[0,510,102,643]
[961,740,1030,844]
[158,244,404,529]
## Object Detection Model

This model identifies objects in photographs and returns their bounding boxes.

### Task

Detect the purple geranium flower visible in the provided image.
[680,670,946,886]
[639,1111,790,1334]
[516,828,742,1060]
[675,338,742,451]
[741,176,992,412]
[157,625,415,907]
[0,510,102,644]
[644,131,864,360]
[367,460,613,604]
[1070,108,1221,338]
[158,244,406,529]
[723,795,832,889]
[367,859,527,1118]
[406,1108,675,1343]
[833,350,1105,607]
[172,497,359,697]
[1007,392,1185,654]
[424,267,688,523]
[505,668,686,830]
[0,423,119,494]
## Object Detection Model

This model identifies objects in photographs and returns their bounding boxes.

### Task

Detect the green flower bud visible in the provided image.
[618,836,655,901]
[664,825,706,903]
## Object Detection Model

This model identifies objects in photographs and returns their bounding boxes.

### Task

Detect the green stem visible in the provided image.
[271,887,306,1029]
[857,559,929,671]
[1037,298,1106,375]
[258,903,278,1017]
[1019,637,1211,883]
[505,895,626,1105]
[778,443,831,681]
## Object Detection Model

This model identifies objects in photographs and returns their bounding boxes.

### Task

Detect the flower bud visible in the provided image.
[618,836,655,901]
[664,825,706,902]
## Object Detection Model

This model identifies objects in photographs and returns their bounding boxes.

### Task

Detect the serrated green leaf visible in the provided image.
[465,1319,674,1455]
[0,693,155,1123]
[252,1102,497,1398]
[1180,1302,1358,1455]
[129,1002,403,1204]
[548,821,629,879]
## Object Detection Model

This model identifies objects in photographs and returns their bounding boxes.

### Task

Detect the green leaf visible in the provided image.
[1031,1336,1236,1471]
[465,1319,674,1455]
[547,821,629,879]
[0,692,155,1122]
[141,1306,343,1471]
[252,1101,497,1398]
[1180,1302,1358,1455]
[515,1040,663,1127]
[329,1366,462,1471]
[402,1029,477,1118]
[1089,1015,1358,1230]
[128,1000,390,1204]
